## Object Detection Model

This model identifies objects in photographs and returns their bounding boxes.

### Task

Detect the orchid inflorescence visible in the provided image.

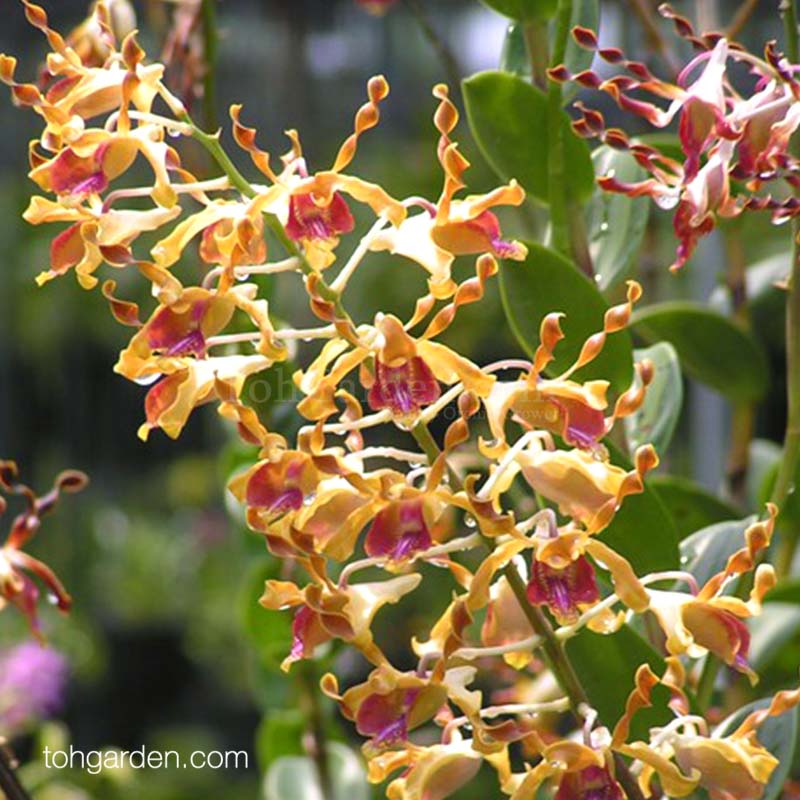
[1,2,797,799]
[0,460,87,638]
[550,2,800,272]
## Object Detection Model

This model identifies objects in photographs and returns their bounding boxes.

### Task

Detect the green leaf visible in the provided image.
[630,302,769,402]
[600,443,679,574]
[760,454,800,528]
[479,0,558,21]
[648,475,741,540]
[263,744,369,800]
[566,626,671,740]
[748,438,782,513]
[588,147,650,290]
[624,343,681,455]
[563,0,599,86]
[240,558,294,673]
[499,242,634,393]
[713,698,798,800]
[749,603,800,670]
[680,517,755,589]
[463,71,594,204]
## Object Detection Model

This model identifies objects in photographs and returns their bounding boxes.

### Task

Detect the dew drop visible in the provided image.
[654,193,680,210]
[303,493,317,507]
[599,221,609,232]
[134,373,162,386]
[464,515,477,528]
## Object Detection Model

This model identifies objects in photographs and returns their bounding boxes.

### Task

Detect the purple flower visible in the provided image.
[0,642,68,735]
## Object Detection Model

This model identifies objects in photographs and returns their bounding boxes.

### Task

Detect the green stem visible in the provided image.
[182,115,356,326]
[723,227,753,507]
[0,745,30,800]
[297,663,333,800]
[501,563,587,711]
[522,19,549,91]
[696,655,720,712]
[403,0,463,94]
[773,0,800,575]
[535,0,593,277]
[783,0,799,63]
[200,0,219,132]
[410,423,643,800]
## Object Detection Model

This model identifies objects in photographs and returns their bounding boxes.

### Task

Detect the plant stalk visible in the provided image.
[297,663,333,800]
[411,423,643,800]
[403,0,462,94]
[774,0,800,575]
[184,117,356,327]
[532,0,593,277]
[0,744,30,800]
[200,0,219,132]
[522,19,549,91]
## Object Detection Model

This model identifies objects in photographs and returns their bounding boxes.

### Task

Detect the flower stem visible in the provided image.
[501,563,645,800]
[537,0,593,277]
[200,0,219,131]
[403,0,463,95]
[296,662,333,800]
[522,19,549,91]
[183,116,357,327]
[774,0,800,575]
[501,562,587,711]
[410,422,643,800]
[0,744,30,800]
[696,654,720,712]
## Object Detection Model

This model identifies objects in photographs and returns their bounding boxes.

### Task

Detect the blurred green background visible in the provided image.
[0,1,798,798]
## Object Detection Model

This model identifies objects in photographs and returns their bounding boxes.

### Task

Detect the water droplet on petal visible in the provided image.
[464,515,477,528]
[654,193,680,211]
[135,373,162,386]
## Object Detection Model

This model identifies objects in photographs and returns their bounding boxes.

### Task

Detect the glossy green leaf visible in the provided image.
[630,302,769,402]
[624,343,681,455]
[648,475,740,540]
[463,71,594,204]
[714,698,798,800]
[680,517,755,589]
[749,603,800,670]
[588,147,650,290]
[499,242,634,393]
[566,626,671,740]
[600,443,680,574]
[479,0,557,21]
[263,744,369,800]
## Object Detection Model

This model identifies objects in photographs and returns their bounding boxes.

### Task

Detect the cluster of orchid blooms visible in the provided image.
[551,4,800,271]
[1,2,799,799]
